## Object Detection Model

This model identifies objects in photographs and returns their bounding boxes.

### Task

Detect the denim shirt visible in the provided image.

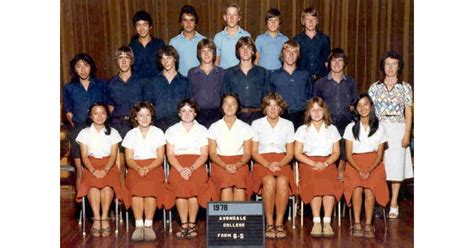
[106,74,146,118]
[62,78,106,124]
[269,68,312,112]
[223,64,270,108]
[293,31,330,77]
[129,37,165,79]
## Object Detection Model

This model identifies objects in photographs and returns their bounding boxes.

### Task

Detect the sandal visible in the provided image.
[101,218,111,237]
[176,223,188,239]
[265,225,275,239]
[90,218,101,238]
[389,206,399,219]
[363,224,375,239]
[274,225,287,239]
[351,223,363,237]
[186,222,198,239]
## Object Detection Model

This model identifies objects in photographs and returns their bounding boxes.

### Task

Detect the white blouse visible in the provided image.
[295,123,341,156]
[122,126,166,160]
[251,117,295,154]
[165,121,208,155]
[343,122,388,154]
[76,124,122,158]
[208,118,254,156]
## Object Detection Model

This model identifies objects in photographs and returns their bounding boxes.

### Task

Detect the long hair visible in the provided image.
[86,103,111,135]
[303,97,332,127]
[69,53,97,82]
[352,94,379,141]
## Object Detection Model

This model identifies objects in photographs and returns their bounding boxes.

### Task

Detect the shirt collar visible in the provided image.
[224,26,244,36]
[327,73,347,81]
[264,31,283,38]
[88,124,105,134]
[179,120,198,132]
[178,31,202,40]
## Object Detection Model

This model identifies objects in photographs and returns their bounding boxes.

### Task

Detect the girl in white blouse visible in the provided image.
[208,93,254,201]
[75,103,123,238]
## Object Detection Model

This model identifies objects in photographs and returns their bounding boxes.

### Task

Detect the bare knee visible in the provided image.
[262,176,276,190]
[275,176,289,192]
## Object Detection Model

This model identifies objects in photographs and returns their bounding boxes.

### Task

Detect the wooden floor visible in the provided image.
[60,184,413,248]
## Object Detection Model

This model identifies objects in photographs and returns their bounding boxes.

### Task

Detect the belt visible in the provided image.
[311,75,321,81]
[381,114,400,117]
[240,107,261,113]
[113,115,130,120]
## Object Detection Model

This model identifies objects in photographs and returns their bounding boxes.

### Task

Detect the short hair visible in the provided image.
[235,36,257,62]
[86,102,111,135]
[157,45,180,70]
[327,48,349,71]
[179,5,199,25]
[303,97,332,126]
[220,92,241,114]
[379,50,404,75]
[279,40,301,62]
[265,8,281,23]
[69,53,97,82]
[300,7,319,25]
[261,92,288,116]
[133,10,153,26]
[197,38,217,63]
[114,46,134,62]
[223,2,241,15]
[129,101,156,127]
[177,98,200,116]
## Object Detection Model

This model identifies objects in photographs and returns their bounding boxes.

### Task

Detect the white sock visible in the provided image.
[323,217,331,223]
[144,219,153,227]
[135,219,144,227]
[312,216,321,223]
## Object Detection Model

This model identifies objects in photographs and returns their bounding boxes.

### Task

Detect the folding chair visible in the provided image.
[78,196,120,237]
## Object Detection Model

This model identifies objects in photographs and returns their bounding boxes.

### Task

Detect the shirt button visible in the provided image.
[245,86,249,89]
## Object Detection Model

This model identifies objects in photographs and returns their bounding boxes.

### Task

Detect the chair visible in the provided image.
[347,199,387,235]
[78,196,120,237]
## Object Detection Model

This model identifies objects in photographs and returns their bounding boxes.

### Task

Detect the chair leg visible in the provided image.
[82,197,86,237]
[292,198,296,229]
[383,208,387,231]
[288,200,292,221]
[338,201,341,227]
[78,209,82,225]
[163,209,167,231]
[125,210,129,232]
[168,210,173,233]
[300,200,304,227]
[115,199,119,234]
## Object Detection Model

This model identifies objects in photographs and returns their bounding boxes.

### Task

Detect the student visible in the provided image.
[165,99,215,239]
[294,97,343,238]
[213,2,251,69]
[208,93,254,201]
[122,102,167,241]
[63,54,106,190]
[251,92,296,239]
[223,37,270,124]
[269,40,312,128]
[169,5,206,76]
[144,45,190,131]
[129,10,165,79]
[314,48,358,180]
[75,103,123,238]
[343,94,389,239]
[293,7,330,82]
[255,8,289,71]
[188,38,225,128]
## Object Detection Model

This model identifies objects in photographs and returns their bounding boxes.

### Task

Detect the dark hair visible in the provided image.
[69,53,97,82]
[223,2,241,15]
[179,5,199,25]
[265,8,281,23]
[177,98,200,116]
[327,48,349,71]
[129,101,156,127]
[197,38,217,63]
[261,92,288,116]
[86,103,111,135]
[303,97,332,126]
[379,50,404,77]
[157,45,180,70]
[220,92,241,115]
[133,10,153,27]
[235,36,257,62]
[352,94,379,141]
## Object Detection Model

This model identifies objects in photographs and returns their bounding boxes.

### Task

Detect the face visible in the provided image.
[282,47,299,66]
[135,20,152,38]
[238,44,253,62]
[199,47,214,64]
[356,97,372,118]
[265,100,281,119]
[303,15,318,31]
[136,107,152,128]
[179,104,197,123]
[330,57,345,73]
[181,13,196,33]
[223,7,241,28]
[90,106,107,126]
[222,96,238,117]
[160,54,176,71]
[116,54,133,73]
[266,17,280,33]
[309,102,324,122]
[75,60,91,80]
[384,57,399,77]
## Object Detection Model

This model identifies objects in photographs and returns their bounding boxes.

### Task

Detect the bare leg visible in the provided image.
[364,189,375,225]
[100,186,114,220]
[87,187,101,231]
[310,196,322,218]
[187,197,199,224]
[274,176,289,226]
[131,196,144,221]
[352,187,363,224]
[176,198,189,224]
[117,152,126,187]
[233,188,246,201]
[144,197,157,221]
[390,181,401,208]
[262,176,276,225]
[322,196,335,218]
[221,188,233,201]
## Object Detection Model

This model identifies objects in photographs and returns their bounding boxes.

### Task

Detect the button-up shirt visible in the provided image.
[129,36,165,78]
[169,31,206,76]
[255,32,289,70]
[165,120,209,155]
[293,31,330,77]
[106,74,146,118]
[368,81,413,124]
[76,125,122,158]
[122,126,166,159]
[188,66,225,109]
[62,78,106,124]
[214,26,251,69]
[251,117,295,154]
[208,118,254,156]
[343,122,388,153]
[269,68,312,112]
[223,64,270,108]
[295,123,341,156]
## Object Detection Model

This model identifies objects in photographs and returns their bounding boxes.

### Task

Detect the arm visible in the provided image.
[124,148,142,172]
[103,144,119,173]
[236,139,252,169]
[166,143,192,180]
[402,105,413,148]
[79,143,97,175]
[367,143,385,173]
[345,140,361,172]
[251,140,271,168]
[209,138,227,168]
[191,145,210,170]
[279,142,295,167]
[62,86,75,127]
[294,141,317,167]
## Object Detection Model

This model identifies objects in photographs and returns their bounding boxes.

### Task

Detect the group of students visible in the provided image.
[62,2,413,242]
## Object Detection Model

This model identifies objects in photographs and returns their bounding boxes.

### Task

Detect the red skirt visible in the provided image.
[299,156,344,203]
[124,159,167,209]
[210,155,253,200]
[343,152,389,207]
[76,156,124,203]
[251,153,297,195]
[164,155,218,209]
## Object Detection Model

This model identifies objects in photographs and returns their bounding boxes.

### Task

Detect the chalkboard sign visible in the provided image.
[207,201,265,248]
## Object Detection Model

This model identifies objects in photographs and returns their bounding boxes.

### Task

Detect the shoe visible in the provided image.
[363,224,375,239]
[176,223,188,239]
[90,218,101,238]
[374,205,383,218]
[274,225,287,239]
[101,219,111,237]
[310,222,322,238]
[265,225,275,239]
[322,222,334,237]
[131,227,144,241]
[143,226,156,241]
[389,206,399,219]
[351,223,363,237]
[186,222,198,239]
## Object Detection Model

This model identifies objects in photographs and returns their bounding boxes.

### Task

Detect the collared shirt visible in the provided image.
[169,31,206,76]
[188,66,225,109]
[165,120,208,155]
[208,118,254,156]
[76,124,122,158]
[343,122,388,154]
[129,36,165,78]
[122,126,166,160]
[255,32,289,70]
[223,64,270,108]
[144,72,190,120]
[213,26,251,69]
[62,78,106,124]
[314,73,358,127]
[269,68,312,112]
[106,74,146,118]
[368,81,413,123]
[293,31,330,77]
[251,117,295,154]
[295,123,340,156]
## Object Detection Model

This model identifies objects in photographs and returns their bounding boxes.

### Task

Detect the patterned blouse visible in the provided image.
[368,81,413,123]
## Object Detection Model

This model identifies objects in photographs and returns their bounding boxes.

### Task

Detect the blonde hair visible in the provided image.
[300,7,319,26]
[261,92,288,116]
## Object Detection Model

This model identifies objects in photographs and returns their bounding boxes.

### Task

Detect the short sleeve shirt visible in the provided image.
[255,32,289,70]
[121,126,166,159]
[368,81,413,123]
[208,118,254,155]
[251,117,295,154]
[213,26,251,69]
[343,122,388,154]
[295,124,341,156]
[165,121,209,155]
[76,124,122,158]
[169,32,206,76]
